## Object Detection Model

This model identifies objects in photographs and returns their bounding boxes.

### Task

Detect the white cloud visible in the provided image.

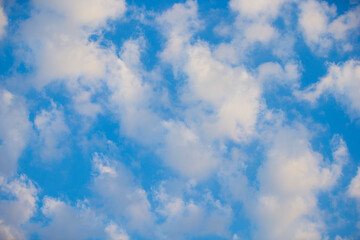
[20,18,107,88]
[220,123,347,240]
[17,0,127,125]
[330,134,349,177]
[106,39,163,145]
[35,156,136,240]
[328,5,360,43]
[18,0,164,146]
[216,0,293,63]
[38,197,111,240]
[158,3,263,143]
[154,182,232,239]
[244,22,276,43]
[91,153,155,236]
[20,0,164,167]
[183,45,262,142]
[33,0,126,29]
[105,223,130,240]
[0,175,38,240]
[73,89,102,118]
[0,89,31,177]
[298,0,334,49]
[348,167,360,231]
[157,0,201,70]
[252,126,347,239]
[257,61,301,88]
[1,0,358,238]
[297,60,360,118]
[229,0,290,19]
[299,0,360,53]
[34,103,70,162]
[348,167,360,199]
[159,121,220,179]
[155,1,271,180]
[20,0,125,88]
[0,3,7,39]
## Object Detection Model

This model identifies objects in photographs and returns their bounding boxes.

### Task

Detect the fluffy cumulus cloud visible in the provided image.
[229,0,286,42]
[349,167,360,199]
[0,2,7,39]
[220,123,348,240]
[34,103,70,161]
[348,168,360,231]
[38,197,104,239]
[229,0,289,19]
[213,0,295,63]
[0,0,359,239]
[0,176,38,240]
[0,89,31,177]
[158,0,263,142]
[37,197,130,240]
[159,121,220,179]
[252,126,347,239]
[154,182,232,239]
[91,153,155,236]
[299,0,360,53]
[20,0,125,87]
[298,60,360,118]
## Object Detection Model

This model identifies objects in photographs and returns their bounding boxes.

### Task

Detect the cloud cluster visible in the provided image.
[0,176,37,240]
[0,0,359,239]
[252,126,347,239]
[299,0,360,53]
[298,60,360,118]
[154,182,232,239]
[220,123,349,239]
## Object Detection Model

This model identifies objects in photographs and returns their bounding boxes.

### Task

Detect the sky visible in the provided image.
[0,0,360,239]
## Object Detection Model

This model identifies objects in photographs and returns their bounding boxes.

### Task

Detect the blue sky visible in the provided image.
[0,0,360,239]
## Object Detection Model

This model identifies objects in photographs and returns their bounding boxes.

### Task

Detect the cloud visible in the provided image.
[183,43,262,142]
[220,123,347,240]
[106,38,163,145]
[299,0,360,53]
[0,89,31,177]
[244,22,276,43]
[157,0,201,68]
[105,223,130,240]
[39,197,103,239]
[34,103,70,162]
[73,89,103,118]
[1,0,359,238]
[251,125,345,239]
[154,181,232,239]
[257,62,301,88]
[91,153,155,237]
[20,0,125,88]
[297,60,360,118]
[0,175,38,240]
[229,0,290,19]
[348,167,360,232]
[229,0,289,46]
[212,0,295,64]
[158,2,263,143]
[348,167,360,199]
[33,0,126,29]
[19,0,161,144]
[0,2,7,39]
[154,0,276,181]
[37,197,129,240]
[158,121,220,179]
